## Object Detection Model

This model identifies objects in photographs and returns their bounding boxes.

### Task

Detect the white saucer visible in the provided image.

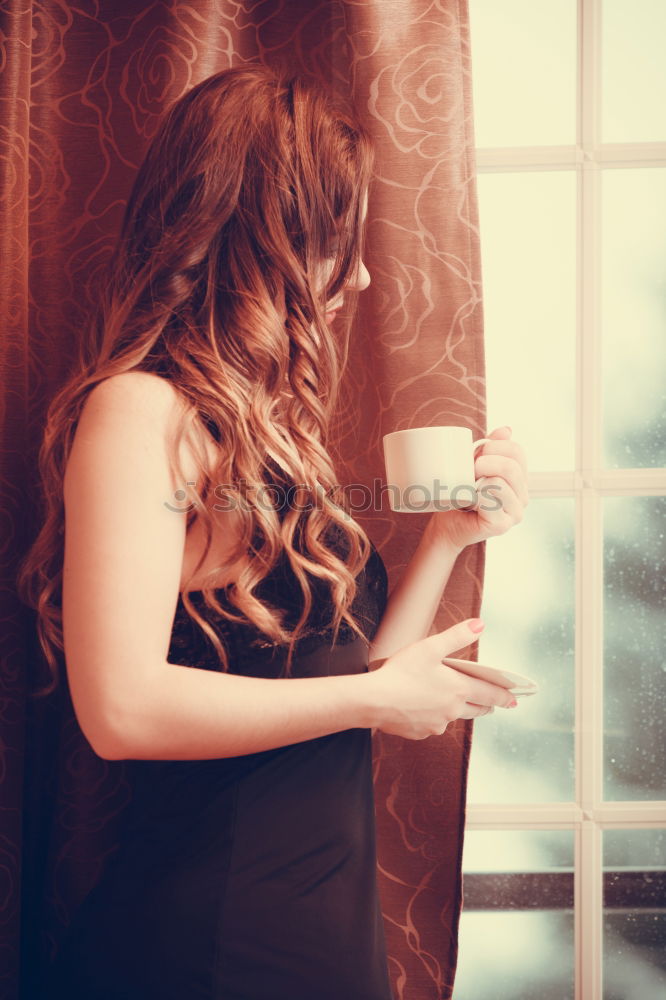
[440,657,539,696]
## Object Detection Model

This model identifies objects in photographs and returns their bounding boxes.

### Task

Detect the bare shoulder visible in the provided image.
[74,371,183,431]
[66,371,211,490]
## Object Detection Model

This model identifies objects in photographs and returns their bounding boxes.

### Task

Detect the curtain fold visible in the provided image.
[331,5,486,996]
[0,3,485,998]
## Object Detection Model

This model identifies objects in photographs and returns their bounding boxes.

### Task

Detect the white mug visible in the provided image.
[382,425,492,513]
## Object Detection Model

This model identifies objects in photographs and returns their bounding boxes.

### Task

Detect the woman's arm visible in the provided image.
[367,517,466,670]
[62,372,378,762]
[108,663,377,760]
[367,425,529,676]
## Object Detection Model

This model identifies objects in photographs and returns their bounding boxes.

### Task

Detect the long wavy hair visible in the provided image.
[17,61,377,697]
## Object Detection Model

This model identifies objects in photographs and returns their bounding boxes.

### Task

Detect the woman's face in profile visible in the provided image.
[276,190,370,333]
[316,189,371,322]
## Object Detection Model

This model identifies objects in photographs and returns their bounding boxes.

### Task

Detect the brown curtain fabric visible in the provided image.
[0,2,485,998]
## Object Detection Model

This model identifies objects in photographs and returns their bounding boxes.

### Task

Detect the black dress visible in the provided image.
[44,514,393,1000]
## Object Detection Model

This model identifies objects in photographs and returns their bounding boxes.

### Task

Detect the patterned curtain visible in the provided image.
[0,2,485,998]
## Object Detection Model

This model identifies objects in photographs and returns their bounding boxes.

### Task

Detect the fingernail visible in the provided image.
[508,698,518,708]
[503,425,512,434]
[468,618,485,633]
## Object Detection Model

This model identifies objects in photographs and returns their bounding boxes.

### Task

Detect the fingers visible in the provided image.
[475,439,529,488]
[465,677,518,709]
[425,619,486,659]
[458,703,495,720]
[476,476,523,523]
[475,452,529,507]
[424,623,519,709]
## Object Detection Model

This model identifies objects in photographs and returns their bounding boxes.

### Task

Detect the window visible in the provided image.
[454,3,666,998]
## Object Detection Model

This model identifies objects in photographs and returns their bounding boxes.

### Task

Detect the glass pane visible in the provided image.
[603,497,666,800]
[603,829,666,1000]
[468,0,576,147]
[478,171,576,472]
[456,830,574,1000]
[462,828,573,872]
[467,499,575,804]
[602,0,666,143]
[601,168,666,469]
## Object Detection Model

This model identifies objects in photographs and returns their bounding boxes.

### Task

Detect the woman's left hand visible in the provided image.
[428,426,529,551]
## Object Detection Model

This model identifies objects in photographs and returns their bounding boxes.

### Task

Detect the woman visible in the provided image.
[19,62,528,1000]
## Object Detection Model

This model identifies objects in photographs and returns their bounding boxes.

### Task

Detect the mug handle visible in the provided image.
[461,437,495,515]
[472,436,493,454]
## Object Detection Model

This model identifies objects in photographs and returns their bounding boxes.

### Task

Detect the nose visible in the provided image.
[344,257,371,293]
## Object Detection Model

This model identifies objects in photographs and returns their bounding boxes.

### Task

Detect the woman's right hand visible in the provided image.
[367,618,518,740]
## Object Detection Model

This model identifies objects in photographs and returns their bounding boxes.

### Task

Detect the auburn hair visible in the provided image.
[17,60,377,697]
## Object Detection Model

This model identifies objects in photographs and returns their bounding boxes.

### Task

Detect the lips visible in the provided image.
[325,300,343,321]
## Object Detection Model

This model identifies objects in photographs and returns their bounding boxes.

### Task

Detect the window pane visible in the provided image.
[603,497,666,800]
[602,0,666,143]
[468,0,576,148]
[467,499,575,804]
[463,829,573,873]
[478,171,576,472]
[603,829,666,1000]
[456,830,574,1000]
[601,168,666,470]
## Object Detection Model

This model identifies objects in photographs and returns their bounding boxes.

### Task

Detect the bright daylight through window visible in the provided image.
[453,3,666,999]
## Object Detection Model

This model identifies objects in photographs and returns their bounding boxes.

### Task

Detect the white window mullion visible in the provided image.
[465,803,666,827]
[475,145,666,173]
[579,0,604,997]
[475,146,579,170]
[526,470,666,496]
[597,805,666,826]
[578,483,604,1000]
[597,143,666,167]
[579,817,604,1000]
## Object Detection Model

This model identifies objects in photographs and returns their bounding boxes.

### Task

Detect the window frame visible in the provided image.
[464,1,666,998]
